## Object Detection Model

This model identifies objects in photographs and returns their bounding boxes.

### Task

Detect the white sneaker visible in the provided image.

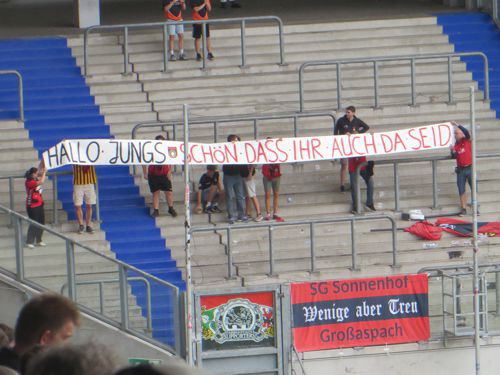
[25,243,35,249]
[254,214,264,222]
[36,242,47,247]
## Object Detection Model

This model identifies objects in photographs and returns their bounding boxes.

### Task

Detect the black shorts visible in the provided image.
[192,23,210,39]
[148,175,172,193]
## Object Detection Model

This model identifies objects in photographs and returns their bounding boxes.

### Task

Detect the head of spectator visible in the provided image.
[155,135,166,141]
[0,325,14,347]
[14,293,80,355]
[115,361,208,375]
[454,124,470,141]
[227,134,240,143]
[345,105,356,121]
[24,167,38,181]
[206,165,217,177]
[26,341,117,375]
[0,365,18,375]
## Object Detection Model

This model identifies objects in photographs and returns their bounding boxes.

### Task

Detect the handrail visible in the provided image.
[291,345,307,375]
[0,70,24,122]
[84,16,285,75]
[352,151,500,213]
[0,203,181,355]
[298,52,490,112]
[61,276,153,332]
[190,215,397,278]
[0,170,101,227]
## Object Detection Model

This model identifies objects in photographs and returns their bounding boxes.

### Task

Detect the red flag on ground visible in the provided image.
[404,221,443,241]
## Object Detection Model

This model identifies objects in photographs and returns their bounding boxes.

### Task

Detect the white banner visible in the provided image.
[42,122,454,170]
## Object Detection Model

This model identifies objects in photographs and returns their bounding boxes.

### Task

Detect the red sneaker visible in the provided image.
[273,215,284,222]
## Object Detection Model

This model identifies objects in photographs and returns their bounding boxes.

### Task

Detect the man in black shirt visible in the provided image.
[333,106,370,192]
[223,135,248,224]
[195,165,223,213]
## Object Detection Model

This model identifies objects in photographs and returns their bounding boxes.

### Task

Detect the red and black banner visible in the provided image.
[291,274,429,352]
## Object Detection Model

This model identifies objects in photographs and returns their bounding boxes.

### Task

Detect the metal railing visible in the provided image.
[352,152,500,214]
[190,215,397,279]
[0,203,181,355]
[0,170,101,227]
[0,70,24,122]
[61,276,153,332]
[480,0,500,26]
[298,52,489,112]
[84,16,285,75]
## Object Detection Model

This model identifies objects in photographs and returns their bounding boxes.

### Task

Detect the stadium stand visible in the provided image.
[1,5,500,364]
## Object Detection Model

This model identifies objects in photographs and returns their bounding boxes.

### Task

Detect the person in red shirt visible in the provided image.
[190,0,214,61]
[24,161,47,248]
[450,123,473,216]
[142,135,177,218]
[348,156,375,213]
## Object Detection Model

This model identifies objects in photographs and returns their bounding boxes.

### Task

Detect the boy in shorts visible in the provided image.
[262,163,283,222]
[73,165,97,234]
[190,0,214,61]
[142,135,178,218]
[242,165,263,222]
[163,0,186,60]
[195,165,223,213]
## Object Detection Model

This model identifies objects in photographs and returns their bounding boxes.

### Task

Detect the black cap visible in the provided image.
[457,125,470,139]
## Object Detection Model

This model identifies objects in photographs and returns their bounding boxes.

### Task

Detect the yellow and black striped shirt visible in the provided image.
[73,165,97,185]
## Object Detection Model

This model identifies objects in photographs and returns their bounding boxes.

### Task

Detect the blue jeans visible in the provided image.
[349,171,374,209]
[223,174,245,219]
[456,166,472,196]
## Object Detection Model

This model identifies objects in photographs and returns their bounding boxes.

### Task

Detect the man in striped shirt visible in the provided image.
[73,165,97,234]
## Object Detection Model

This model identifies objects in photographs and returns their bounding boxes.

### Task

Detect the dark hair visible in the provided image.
[115,364,164,375]
[24,167,37,180]
[15,293,80,349]
[155,135,166,141]
[457,125,471,140]
[26,341,116,375]
[227,134,240,142]
[0,324,13,344]
[346,106,356,113]
[206,165,216,171]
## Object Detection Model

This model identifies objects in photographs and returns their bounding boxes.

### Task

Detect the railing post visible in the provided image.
[447,56,454,104]
[226,229,235,279]
[253,119,258,139]
[373,61,380,109]
[410,58,416,106]
[268,225,275,276]
[173,123,177,141]
[66,241,77,301]
[201,23,208,70]
[99,282,105,315]
[481,53,490,101]
[240,20,246,67]
[350,219,359,271]
[173,288,182,356]
[8,177,14,227]
[394,163,400,212]
[355,167,362,214]
[84,29,89,76]
[163,24,169,72]
[390,217,398,267]
[123,27,130,75]
[299,65,305,112]
[145,279,153,332]
[276,17,285,66]
[16,72,24,122]
[336,63,342,110]
[118,264,130,330]
[14,217,25,280]
[432,160,439,209]
[293,116,298,138]
[496,271,500,315]
[213,122,218,143]
[309,223,317,273]
[52,174,59,225]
